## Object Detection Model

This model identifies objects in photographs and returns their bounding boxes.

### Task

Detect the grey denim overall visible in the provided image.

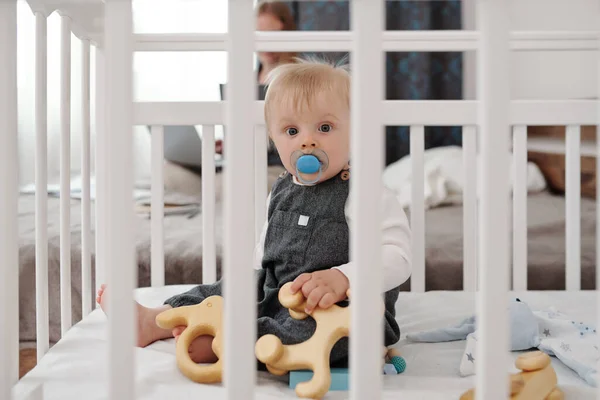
[164,170,401,366]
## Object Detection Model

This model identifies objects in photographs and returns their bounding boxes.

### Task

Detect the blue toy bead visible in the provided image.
[383,364,398,375]
[390,356,406,373]
[296,155,320,174]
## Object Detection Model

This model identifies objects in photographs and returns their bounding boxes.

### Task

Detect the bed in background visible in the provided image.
[17,150,596,347]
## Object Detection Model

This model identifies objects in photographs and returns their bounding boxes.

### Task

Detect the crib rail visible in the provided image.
[150,125,165,287]
[80,38,92,321]
[104,1,136,399]
[133,99,597,127]
[221,1,257,397]
[34,10,50,363]
[477,3,511,397]
[59,12,72,337]
[3,0,600,399]
[1,1,19,396]
[134,30,600,52]
[348,1,385,396]
[201,125,217,284]
[512,125,528,291]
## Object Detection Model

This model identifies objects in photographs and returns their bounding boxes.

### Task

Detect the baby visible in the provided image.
[97,59,412,366]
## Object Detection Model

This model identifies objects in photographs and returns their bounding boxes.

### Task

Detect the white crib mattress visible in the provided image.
[13,285,598,399]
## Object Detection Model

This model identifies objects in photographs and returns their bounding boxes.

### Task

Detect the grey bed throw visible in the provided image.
[400,191,597,292]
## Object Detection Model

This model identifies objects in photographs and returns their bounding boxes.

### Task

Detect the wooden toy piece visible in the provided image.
[155,296,224,384]
[459,351,560,400]
[545,387,564,400]
[255,282,353,399]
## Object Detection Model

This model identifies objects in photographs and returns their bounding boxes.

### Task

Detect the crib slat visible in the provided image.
[201,125,216,284]
[35,11,50,360]
[59,14,72,335]
[512,125,528,291]
[0,0,19,392]
[476,0,511,398]
[105,1,136,399]
[596,127,600,398]
[462,125,477,291]
[565,125,581,291]
[254,125,268,241]
[223,0,256,397]
[81,39,92,316]
[349,0,384,398]
[151,125,165,287]
[94,47,107,301]
[410,125,425,293]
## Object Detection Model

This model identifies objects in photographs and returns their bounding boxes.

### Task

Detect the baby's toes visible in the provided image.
[188,338,209,363]
[172,326,186,339]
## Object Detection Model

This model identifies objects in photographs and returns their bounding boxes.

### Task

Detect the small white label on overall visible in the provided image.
[298,215,309,226]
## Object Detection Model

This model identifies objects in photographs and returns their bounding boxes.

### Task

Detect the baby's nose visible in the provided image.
[301,140,317,149]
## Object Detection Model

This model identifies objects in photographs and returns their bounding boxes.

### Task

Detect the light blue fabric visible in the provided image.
[406,298,540,351]
[406,299,599,387]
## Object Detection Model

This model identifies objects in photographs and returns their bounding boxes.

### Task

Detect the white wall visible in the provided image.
[464,0,598,100]
[16,0,228,188]
[510,0,599,100]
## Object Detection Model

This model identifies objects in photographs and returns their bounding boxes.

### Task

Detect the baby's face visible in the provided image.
[268,91,350,184]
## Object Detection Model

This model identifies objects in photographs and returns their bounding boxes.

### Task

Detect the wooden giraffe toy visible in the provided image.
[255,282,361,399]
[155,296,224,384]
[460,351,564,400]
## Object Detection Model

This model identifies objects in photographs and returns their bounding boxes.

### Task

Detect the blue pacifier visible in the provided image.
[295,154,323,185]
[296,155,321,174]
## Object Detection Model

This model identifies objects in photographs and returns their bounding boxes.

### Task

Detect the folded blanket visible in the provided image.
[382,146,547,209]
[406,298,599,387]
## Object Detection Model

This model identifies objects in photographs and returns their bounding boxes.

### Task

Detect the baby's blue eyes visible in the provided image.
[284,124,332,136]
[319,124,332,133]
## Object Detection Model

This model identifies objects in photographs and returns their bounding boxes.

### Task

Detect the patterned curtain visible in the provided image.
[289,0,463,165]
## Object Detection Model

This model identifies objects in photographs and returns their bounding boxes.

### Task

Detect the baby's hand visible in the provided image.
[289,269,349,314]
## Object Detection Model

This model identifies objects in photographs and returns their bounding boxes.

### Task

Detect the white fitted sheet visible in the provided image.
[13,285,599,399]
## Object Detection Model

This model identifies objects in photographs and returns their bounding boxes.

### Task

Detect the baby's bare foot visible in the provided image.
[96,284,173,347]
[172,326,217,364]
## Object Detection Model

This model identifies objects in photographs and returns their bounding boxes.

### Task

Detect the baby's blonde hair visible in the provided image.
[263,58,350,129]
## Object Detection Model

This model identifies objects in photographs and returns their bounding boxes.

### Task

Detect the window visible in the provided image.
[132,0,229,103]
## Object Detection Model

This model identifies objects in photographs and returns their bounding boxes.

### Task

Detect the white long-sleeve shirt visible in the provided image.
[253,176,412,293]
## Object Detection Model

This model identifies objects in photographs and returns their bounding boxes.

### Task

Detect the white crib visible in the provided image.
[1,0,599,399]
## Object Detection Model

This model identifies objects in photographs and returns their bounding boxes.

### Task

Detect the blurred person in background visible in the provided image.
[256,0,298,84]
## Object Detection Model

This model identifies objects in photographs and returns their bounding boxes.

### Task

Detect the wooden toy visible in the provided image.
[459,351,563,400]
[255,281,353,399]
[155,296,224,384]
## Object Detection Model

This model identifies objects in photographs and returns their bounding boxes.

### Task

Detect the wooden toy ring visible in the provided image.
[515,350,551,371]
[155,296,224,384]
[460,351,561,400]
[255,283,386,399]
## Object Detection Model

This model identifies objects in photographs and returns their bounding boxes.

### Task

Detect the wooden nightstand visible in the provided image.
[527,126,597,199]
